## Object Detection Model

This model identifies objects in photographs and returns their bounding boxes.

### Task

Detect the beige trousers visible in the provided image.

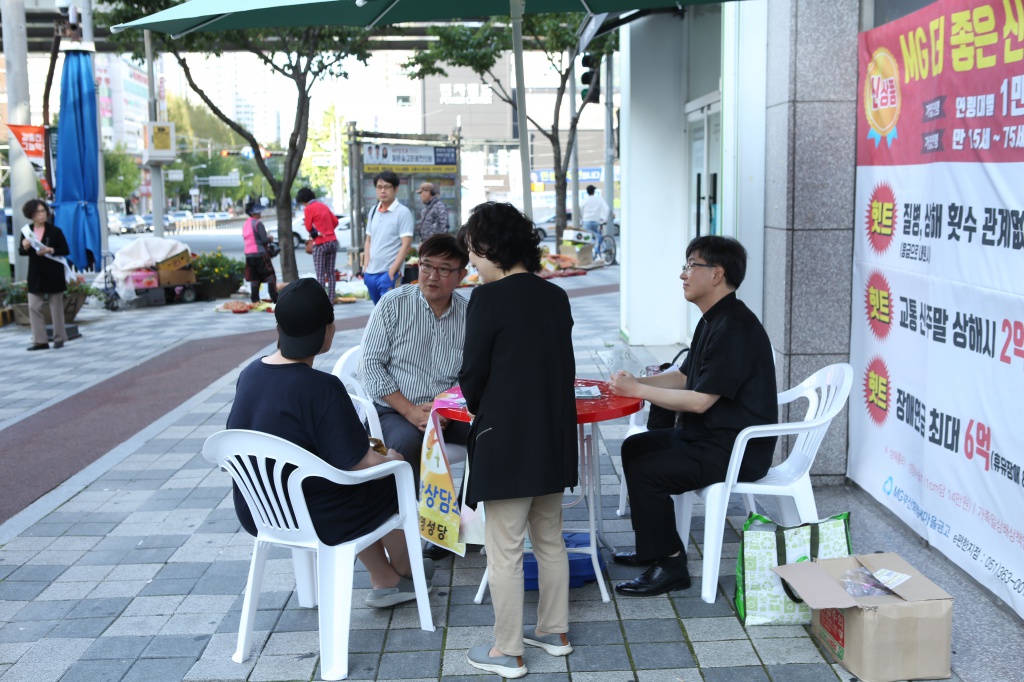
[28,292,66,345]
[484,493,570,656]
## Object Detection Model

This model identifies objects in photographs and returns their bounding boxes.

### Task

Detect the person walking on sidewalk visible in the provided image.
[297,187,339,302]
[241,202,278,304]
[458,202,578,679]
[362,171,414,303]
[417,182,449,241]
[19,199,70,351]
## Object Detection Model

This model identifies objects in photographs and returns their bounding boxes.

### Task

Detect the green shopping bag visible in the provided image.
[735,512,852,626]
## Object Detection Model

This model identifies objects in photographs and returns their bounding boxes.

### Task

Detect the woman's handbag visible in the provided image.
[646,347,689,430]
[266,241,281,258]
[736,512,853,625]
[304,239,315,255]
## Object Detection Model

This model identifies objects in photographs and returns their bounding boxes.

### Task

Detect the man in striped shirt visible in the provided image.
[358,234,471,497]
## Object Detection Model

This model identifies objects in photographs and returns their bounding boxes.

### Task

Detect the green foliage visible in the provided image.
[192,248,244,282]
[0,279,27,306]
[167,93,246,149]
[300,106,346,198]
[104,145,142,198]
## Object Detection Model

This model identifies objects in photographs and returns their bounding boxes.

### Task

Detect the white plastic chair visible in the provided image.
[203,429,434,681]
[332,345,467,465]
[348,393,383,442]
[676,363,854,603]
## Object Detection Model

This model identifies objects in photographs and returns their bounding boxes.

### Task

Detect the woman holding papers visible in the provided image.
[457,201,578,679]
[19,199,69,351]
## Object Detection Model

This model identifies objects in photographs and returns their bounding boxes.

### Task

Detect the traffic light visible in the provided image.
[580,53,600,102]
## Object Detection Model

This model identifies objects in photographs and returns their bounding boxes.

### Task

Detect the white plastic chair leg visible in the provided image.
[673,492,695,553]
[291,548,317,608]
[699,485,730,604]
[616,478,629,517]
[743,494,757,517]
[317,543,355,681]
[774,477,819,526]
[474,566,489,604]
[234,539,270,663]
[402,515,435,632]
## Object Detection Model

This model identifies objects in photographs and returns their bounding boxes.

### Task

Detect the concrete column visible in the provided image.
[2,0,35,280]
[619,14,687,346]
[762,0,860,482]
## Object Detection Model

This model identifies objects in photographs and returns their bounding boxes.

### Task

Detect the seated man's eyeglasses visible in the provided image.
[682,261,717,274]
[419,262,458,278]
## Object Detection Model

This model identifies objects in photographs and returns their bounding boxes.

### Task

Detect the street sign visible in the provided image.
[209,174,241,187]
[188,188,200,196]
[166,169,184,182]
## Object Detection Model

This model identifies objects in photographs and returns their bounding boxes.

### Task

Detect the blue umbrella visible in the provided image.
[53,50,101,271]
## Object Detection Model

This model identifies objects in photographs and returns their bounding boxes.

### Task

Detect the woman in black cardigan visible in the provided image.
[18,199,70,351]
[458,202,578,678]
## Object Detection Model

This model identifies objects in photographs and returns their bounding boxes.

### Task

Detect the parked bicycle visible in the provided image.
[591,222,617,266]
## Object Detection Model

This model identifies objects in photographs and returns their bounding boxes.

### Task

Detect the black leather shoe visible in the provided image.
[26,343,48,351]
[423,542,453,561]
[612,551,654,567]
[53,341,64,349]
[614,556,691,596]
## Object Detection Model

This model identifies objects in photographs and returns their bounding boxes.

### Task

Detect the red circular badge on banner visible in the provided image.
[863,356,891,426]
[865,182,897,255]
[864,271,893,341]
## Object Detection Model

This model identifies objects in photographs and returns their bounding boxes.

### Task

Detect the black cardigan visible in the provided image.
[459,272,578,506]
[18,222,70,294]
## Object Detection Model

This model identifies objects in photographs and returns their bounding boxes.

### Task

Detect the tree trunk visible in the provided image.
[551,131,567,245]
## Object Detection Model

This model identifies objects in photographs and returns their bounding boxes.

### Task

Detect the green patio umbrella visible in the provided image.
[113,0,707,216]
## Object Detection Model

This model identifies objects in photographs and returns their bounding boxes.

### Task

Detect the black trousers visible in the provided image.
[621,428,731,562]
[375,404,470,494]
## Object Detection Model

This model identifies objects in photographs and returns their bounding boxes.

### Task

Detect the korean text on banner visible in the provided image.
[849,0,1024,618]
[419,411,466,556]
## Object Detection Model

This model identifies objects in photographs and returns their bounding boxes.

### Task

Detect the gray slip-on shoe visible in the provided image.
[523,626,573,656]
[466,645,527,678]
[365,559,435,608]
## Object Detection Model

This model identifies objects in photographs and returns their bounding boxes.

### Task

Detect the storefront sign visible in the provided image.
[361,144,457,173]
[849,0,1024,617]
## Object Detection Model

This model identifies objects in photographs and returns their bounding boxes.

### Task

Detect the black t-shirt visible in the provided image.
[679,292,778,479]
[226,359,397,545]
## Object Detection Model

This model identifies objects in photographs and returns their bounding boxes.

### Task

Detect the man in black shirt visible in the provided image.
[608,236,778,596]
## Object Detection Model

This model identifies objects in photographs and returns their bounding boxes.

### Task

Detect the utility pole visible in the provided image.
[604,52,615,229]
[2,0,34,280]
[145,30,166,237]
[569,64,581,233]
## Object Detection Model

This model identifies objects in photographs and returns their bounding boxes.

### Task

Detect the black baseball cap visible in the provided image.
[275,279,335,359]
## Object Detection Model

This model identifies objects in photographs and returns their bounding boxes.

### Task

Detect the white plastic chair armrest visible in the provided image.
[720,416,837,491]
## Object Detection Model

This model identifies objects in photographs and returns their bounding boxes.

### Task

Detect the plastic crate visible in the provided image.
[524,532,605,591]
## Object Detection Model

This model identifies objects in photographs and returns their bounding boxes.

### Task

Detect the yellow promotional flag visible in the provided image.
[418,411,466,556]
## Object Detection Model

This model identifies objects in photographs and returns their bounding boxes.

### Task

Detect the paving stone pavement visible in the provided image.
[0,266,1015,681]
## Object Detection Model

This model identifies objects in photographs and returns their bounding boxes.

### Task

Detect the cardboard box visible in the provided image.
[130,269,160,289]
[158,267,196,287]
[773,553,952,682]
[157,250,191,271]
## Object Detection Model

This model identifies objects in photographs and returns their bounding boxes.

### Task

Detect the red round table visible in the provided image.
[434,378,642,424]
[432,378,642,603]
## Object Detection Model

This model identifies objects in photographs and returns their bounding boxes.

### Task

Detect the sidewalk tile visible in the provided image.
[565,621,624,646]
[123,596,186,617]
[67,596,131,619]
[566,643,630,671]
[0,642,33,664]
[636,670,703,682]
[0,636,91,679]
[766,663,842,681]
[122,656,196,681]
[102,614,171,637]
[142,634,211,659]
[248,653,319,681]
[217,609,281,634]
[0,581,48,601]
[0,620,57,642]
[48,616,115,638]
[691,640,759,667]
[701,666,770,681]
[160,612,226,635]
[630,641,696,668]
[5,564,67,582]
[622,618,684,643]
[36,581,98,600]
[380,650,442,679]
[386,626,446,651]
[752,636,826,665]
[9,599,79,622]
[681,616,747,641]
[80,635,153,660]
[615,596,677,619]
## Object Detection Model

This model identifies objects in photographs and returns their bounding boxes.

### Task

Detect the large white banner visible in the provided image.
[850,0,1024,617]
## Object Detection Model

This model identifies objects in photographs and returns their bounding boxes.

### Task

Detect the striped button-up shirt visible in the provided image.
[358,284,468,407]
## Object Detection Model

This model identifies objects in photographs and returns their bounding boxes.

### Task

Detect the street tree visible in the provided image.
[104,145,142,200]
[404,14,615,244]
[98,2,372,280]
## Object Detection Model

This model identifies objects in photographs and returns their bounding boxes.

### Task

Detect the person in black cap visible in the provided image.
[226,278,433,607]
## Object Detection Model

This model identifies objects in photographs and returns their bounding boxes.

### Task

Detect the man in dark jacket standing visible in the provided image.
[417,183,449,241]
